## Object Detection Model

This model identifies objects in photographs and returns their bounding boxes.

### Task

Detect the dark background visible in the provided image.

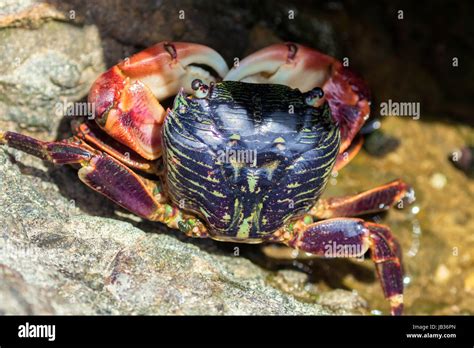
[47,0,474,125]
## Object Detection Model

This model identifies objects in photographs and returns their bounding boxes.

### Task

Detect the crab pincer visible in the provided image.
[225,42,370,170]
[89,42,229,160]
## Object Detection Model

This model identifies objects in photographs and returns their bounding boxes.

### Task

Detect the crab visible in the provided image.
[0,41,413,315]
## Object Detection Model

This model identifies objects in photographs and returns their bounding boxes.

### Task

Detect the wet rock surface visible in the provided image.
[0,0,473,315]
[0,0,104,131]
[329,116,474,315]
[0,149,368,315]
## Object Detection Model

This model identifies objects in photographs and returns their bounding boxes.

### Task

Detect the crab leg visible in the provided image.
[89,41,229,160]
[71,121,158,174]
[333,134,363,172]
[310,179,414,219]
[0,131,208,237]
[225,42,370,156]
[0,130,93,164]
[274,217,404,315]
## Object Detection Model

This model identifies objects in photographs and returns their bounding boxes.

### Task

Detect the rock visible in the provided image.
[45,0,261,66]
[258,2,339,56]
[0,149,366,315]
[0,0,366,316]
[2,0,472,316]
[0,0,67,28]
[449,146,474,178]
[0,0,104,131]
[317,290,368,315]
[363,129,400,157]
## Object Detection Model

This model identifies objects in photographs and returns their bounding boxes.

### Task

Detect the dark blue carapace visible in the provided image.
[163,81,340,241]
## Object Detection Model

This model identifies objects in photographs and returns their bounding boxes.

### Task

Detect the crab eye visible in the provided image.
[191,79,210,98]
[304,87,325,107]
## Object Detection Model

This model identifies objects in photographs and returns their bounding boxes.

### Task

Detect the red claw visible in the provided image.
[225,42,371,154]
[89,66,165,160]
[88,41,229,160]
[324,63,371,152]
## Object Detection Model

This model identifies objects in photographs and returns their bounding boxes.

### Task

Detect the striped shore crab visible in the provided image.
[0,41,413,315]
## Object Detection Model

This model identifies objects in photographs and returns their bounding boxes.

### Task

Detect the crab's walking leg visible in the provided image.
[275,218,403,315]
[310,179,413,219]
[333,134,363,172]
[0,131,207,237]
[0,130,93,164]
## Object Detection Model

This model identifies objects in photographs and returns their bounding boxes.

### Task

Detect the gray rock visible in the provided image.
[0,1,104,131]
[0,148,368,315]
[0,0,367,315]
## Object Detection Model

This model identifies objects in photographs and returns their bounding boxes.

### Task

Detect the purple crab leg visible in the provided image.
[0,130,93,164]
[0,130,207,237]
[310,179,413,219]
[274,217,404,315]
[333,134,364,172]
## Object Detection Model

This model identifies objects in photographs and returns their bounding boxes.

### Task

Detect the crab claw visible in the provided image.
[89,42,229,160]
[225,42,370,153]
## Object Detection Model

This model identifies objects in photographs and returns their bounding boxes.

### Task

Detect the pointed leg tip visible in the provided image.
[389,294,404,315]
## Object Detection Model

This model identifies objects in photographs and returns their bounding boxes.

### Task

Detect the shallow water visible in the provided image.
[254,116,473,315]
[357,118,472,314]
[302,116,473,315]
